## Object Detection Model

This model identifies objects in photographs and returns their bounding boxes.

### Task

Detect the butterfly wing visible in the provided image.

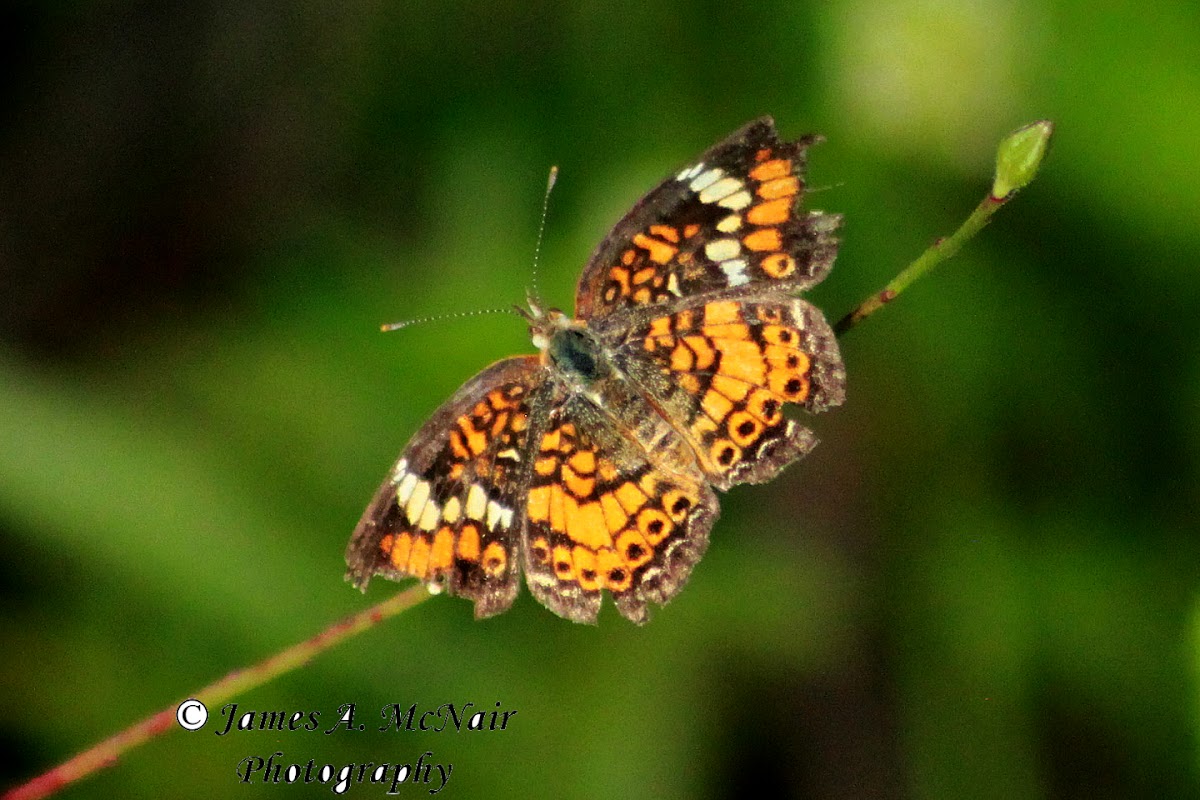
[519,390,719,625]
[574,117,840,321]
[346,356,548,620]
[603,294,844,491]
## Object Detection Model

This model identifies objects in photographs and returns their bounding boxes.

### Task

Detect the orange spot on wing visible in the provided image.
[569,449,596,474]
[572,547,601,591]
[599,491,630,533]
[564,497,610,549]
[487,388,516,410]
[633,232,678,265]
[749,158,792,181]
[702,389,735,422]
[710,373,752,403]
[678,373,701,395]
[457,418,487,455]
[430,527,455,570]
[704,300,741,325]
[449,430,470,460]
[649,224,681,243]
[770,371,810,401]
[648,316,673,339]
[482,541,507,577]
[597,458,620,482]
[490,411,510,436]
[727,411,762,447]
[710,439,742,470]
[682,335,716,370]
[670,343,695,372]
[747,197,791,226]
[549,483,566,532]
[596,547,629,589]
[527,485,551,523]
[766,344,810,373]
[616,530,654,568]
[457,524,481,561]
[744,227,782,252]
[758,176,799,200]
[562,464,596,498]
[702,321,751,340]
[614,481,647,514]
[662,489,694,522]
[390,533,412,571]
[761,253,796,278]
[632,266,658,285]
[683,223,701,238]
[715,339,767,385]
[749,390,783,424]
[636,508,673,544]
[552,546,574,580]
[407,535,431,578]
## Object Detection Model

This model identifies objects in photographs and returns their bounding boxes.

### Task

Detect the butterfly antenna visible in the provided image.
[528,164,559,309]
[379,307,518,333]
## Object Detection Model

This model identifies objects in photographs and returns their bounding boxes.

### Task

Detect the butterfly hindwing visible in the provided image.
[604,294,845,491]
[346,356,546,619]
[520,393,719,624]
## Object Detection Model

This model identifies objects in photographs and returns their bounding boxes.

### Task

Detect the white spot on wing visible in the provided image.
[417,500,441,531]
[465,483,488,520]
[689,168,726,193]
[718,189,753,210]
[699,176,744,204]
[720,258,750,286]
[486,499,511,530]
[404,479,431,522]
[442,496,461,523]
[716,214,742,233]
[396,471,418,505]
[705,238,741,262]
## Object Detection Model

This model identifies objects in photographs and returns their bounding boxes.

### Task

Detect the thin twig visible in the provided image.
[834,119,1053,337]
[4,585,432,800]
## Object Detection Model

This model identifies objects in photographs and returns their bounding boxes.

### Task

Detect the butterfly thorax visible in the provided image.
[524,302,609,387]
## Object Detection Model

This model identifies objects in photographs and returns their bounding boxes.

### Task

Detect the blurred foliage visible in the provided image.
[1,1,1198,799]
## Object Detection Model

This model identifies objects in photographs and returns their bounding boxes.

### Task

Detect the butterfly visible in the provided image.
[346,117,845,624]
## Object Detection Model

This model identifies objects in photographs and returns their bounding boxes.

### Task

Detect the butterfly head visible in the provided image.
[518,293,574,353]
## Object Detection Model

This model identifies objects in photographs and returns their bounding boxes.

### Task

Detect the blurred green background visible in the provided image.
[2,1,1197,798]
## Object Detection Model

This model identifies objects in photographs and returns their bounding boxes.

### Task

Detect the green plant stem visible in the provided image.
[4,585,432,800]
[834,118,1052,337]
[834,193,1003,337]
